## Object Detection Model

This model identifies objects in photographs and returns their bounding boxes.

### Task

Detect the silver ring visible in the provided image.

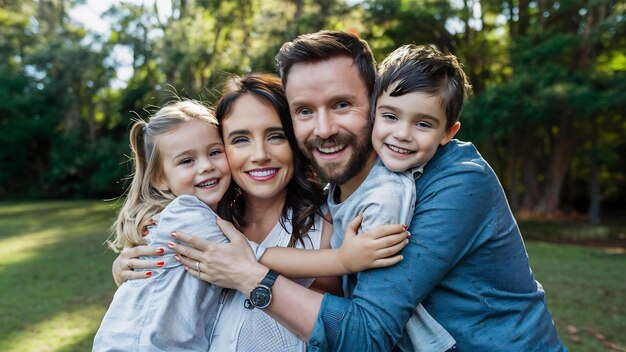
[195,261,201,276]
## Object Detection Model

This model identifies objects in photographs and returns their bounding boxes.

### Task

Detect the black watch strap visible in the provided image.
[260,269,279,288]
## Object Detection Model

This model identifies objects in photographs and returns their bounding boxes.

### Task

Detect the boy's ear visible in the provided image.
[440,122,461,146]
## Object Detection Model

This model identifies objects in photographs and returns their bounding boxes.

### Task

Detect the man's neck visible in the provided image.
[336,151,377,203]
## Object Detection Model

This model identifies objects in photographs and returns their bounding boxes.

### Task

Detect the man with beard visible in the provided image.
[171,30,566,351]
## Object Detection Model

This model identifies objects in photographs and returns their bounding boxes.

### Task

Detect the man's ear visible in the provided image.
[440,122,460,146]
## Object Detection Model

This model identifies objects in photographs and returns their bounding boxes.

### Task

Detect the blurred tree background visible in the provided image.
[1,0,625,223]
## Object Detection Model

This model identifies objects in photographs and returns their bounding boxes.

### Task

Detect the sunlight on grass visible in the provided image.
[0,305,106,352]
[0,229,64,267]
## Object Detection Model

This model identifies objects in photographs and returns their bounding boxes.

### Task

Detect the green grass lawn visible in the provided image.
[0,201,624,351]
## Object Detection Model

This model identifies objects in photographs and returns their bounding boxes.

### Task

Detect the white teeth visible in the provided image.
[249,169,277,177]
[318,145,345,154]
[387,144,412,154]
[197,180,217,187]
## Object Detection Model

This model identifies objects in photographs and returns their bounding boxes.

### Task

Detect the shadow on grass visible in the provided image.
[0,201,119,351]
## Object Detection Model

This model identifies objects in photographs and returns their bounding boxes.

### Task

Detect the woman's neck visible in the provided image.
[242,192,287,244]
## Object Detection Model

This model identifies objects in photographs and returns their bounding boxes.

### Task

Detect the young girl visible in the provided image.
[94,98,407,351]
[93,100,236,351]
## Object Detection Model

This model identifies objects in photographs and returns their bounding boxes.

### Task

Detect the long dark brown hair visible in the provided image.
[215,73,327,247]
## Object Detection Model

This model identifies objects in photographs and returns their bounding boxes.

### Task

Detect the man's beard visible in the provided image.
[301,125,373,186]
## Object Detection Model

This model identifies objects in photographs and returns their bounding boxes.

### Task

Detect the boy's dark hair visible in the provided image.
[275,30,377,96]
[372,44,472,130]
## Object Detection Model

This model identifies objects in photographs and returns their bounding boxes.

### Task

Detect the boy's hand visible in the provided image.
[338,213,410,273]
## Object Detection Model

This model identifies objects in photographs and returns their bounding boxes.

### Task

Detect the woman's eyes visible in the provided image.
[231,136,249,144]
[268,133,286,141]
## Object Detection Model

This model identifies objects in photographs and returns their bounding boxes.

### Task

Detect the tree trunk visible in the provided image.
[535,117,576,212]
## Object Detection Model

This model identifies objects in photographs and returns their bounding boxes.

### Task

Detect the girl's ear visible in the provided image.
[440,122,461,146]
[152,175,169,192]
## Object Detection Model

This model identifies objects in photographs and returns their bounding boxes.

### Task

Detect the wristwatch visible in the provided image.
[244,269,279,309]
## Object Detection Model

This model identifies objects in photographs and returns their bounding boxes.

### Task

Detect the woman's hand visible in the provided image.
[169,217,268,294]
[112,246,165,287]
[338,213,410,273]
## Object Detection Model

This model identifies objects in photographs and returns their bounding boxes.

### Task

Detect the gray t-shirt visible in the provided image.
[326,158,455,352]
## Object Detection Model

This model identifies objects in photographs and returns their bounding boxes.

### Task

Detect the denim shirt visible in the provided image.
[93,195,231,352]
[308,140,567,351]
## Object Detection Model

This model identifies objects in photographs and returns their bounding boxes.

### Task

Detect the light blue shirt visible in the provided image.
[326,158,455,352]
[93,195,229,352]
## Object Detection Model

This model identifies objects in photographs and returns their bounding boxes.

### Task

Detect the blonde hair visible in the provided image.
[109,100,219,250]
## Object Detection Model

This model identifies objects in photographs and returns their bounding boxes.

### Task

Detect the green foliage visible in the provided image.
[0,0,625,215]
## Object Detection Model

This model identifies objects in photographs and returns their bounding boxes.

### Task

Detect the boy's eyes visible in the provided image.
[381,113,398,121]
[415,121,432,128]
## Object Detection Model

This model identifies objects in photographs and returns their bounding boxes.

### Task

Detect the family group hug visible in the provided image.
[91,30,567,351]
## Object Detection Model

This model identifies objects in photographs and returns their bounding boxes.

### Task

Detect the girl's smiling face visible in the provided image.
[155,119,231,210]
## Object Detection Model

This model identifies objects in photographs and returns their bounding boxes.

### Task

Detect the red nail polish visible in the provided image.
[142,228,149,237]
[171,232,177,238]
[406,231,411,237]
[145,271,153,278]
[401,224,407,230]
[157,261,165,267]
[167,242,175,248]
[148,218,157,225]
[156,247,165,255]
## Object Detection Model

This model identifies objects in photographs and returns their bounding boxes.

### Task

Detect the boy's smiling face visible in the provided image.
[372,89,460,172]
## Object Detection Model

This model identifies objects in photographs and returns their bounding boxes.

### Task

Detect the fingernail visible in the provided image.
[401,224,407,230]
[142,228,149,237]
[167,242,175,248]
[184,266,189,271]
[148,218,157,225]
[157,261,165,267]
[406,231,411,237]
[156,247,165,255]
[145,271,153,278]
[174,255,180,261]
[170,232,177,238]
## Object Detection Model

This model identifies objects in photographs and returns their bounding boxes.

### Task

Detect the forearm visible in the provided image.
[235,261,325,341]
[260,247,348,278]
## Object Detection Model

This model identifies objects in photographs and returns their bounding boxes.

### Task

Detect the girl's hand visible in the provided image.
[112,246,165,287]
[338,213,410,274]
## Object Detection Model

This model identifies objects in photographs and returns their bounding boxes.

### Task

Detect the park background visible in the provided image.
[0,0,625,351]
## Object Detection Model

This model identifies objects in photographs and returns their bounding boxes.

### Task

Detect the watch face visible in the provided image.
[250,285,272,309]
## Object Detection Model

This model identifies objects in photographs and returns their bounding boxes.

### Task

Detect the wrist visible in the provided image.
[240,263,271,297]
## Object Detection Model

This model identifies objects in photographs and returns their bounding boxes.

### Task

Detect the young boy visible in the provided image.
[325,44,466,351]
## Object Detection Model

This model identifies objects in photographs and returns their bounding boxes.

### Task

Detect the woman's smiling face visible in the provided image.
[221,94,294,203]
